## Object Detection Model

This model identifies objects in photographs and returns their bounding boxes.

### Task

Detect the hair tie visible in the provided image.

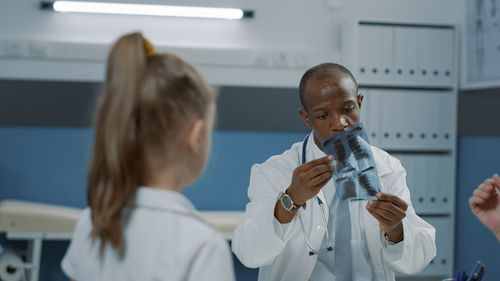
[143,38,156,58]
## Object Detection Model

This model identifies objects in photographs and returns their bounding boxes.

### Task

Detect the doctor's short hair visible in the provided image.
[88,32,215,256]
[298,63,358,110]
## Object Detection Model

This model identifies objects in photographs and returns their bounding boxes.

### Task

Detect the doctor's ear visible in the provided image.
[357,94,364,110]
[299,108,312,129]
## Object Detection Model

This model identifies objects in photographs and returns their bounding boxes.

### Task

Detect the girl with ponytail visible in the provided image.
[61,32,234,281]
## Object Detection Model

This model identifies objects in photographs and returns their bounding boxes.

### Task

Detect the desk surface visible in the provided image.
[0,200,243,239]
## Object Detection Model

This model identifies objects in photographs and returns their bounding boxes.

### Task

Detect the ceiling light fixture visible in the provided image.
[40,1,254,20]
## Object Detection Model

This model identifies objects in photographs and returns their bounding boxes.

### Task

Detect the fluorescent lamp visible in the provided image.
[41,1,254,20]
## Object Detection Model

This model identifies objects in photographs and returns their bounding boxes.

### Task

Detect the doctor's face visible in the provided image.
[299,75,363,148]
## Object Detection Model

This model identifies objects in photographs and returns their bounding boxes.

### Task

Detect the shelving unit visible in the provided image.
[356,21,458,279]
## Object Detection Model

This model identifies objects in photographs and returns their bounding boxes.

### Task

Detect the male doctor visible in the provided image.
[232,63,436,281]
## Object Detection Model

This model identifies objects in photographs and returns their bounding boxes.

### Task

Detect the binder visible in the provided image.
[437,28,455,86]
[392,27,406,84]
[434,217,453,275]
[357,25,378,83]
[379,89,394,148]
[411,91,428,149]
[426,155,440,213]
[394,26,419,84]
[427,29,443,86]
[439,91,454,150]
[366,89,382,147]
[427,91,442,149]
[376,26,394,83]
[438,155,454,214]
[393,89,409,149]
[417,28,432,85]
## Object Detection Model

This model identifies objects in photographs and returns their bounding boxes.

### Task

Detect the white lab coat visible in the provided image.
[62,187,235,281]
[232,134,436,281]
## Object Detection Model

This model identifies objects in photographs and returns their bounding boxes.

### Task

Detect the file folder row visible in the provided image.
[360,88,454,151]
[392,153,454,215]
[357,24,455,87]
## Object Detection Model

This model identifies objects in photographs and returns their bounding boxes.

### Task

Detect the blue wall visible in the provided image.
[0,126,305,281]
[455,136,500,278]
[2,127,500,280]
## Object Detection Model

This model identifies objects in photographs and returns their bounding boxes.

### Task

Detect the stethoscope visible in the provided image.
[298,134,334,256]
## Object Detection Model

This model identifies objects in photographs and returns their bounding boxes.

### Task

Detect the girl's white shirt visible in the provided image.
[61,187,235,281]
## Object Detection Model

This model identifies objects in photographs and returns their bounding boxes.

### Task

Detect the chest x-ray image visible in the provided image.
[320,123,381,201]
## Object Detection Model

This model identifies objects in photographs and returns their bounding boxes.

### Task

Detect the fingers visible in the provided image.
[366,200,406,222]
[478,179,496,192]
[308,169,333,188]
[303,162,334,180]
[493,174,500,189]
[311,173,334,191]
[300,156,333,171]
[469,195,485,209]
[473,187,491,201]
[366,207,391,225]
[374,193,408,211]
[474,179,500,201]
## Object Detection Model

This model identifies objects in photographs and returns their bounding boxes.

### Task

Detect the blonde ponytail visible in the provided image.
[87,32,214,256]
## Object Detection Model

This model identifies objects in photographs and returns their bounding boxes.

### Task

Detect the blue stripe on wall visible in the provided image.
[455,135,500,278]
[0,127,306,209]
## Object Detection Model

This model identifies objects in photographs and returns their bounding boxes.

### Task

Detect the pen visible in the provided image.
[476,265,485,281]
[466,262,481,281]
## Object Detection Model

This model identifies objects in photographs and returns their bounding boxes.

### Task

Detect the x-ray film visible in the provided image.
[320,123,381,201]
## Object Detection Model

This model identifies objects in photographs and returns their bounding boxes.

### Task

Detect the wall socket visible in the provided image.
[5,40,27,57]
[28,41,48,58]
[326,0,342,8]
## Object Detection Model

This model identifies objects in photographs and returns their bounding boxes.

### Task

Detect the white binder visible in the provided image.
[439,91,454,150]
[366,89,382,147]
[427,216,453,276]
[394,90,416,149]
[422,28,442,86]
[392,27,406,84]
[379,89,394,148]
[394,26,419,84]
[403,91,416,148]
[437,28,455,86]
[377,26,394,83]
[438,155,454,214]
[416,28,430,85]
[412,91,428,149]
[357,25,378,83]
[428,91,442,149]
[426,155,440,213]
